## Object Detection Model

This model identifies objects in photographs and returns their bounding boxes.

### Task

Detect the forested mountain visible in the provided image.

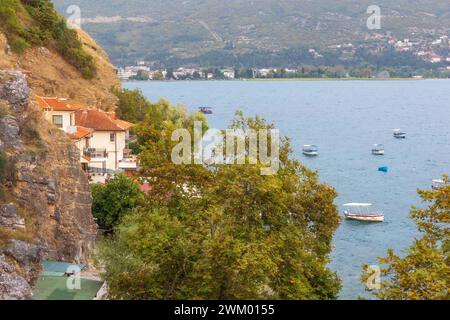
[52,0,450,69]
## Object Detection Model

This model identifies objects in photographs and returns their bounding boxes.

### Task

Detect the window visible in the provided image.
[110,133,116,142]
[52,115,63,128]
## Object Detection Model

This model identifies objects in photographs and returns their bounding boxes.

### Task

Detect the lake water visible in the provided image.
[124,80,450,299]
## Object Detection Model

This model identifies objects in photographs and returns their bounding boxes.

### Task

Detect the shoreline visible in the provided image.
[122,77,450,83]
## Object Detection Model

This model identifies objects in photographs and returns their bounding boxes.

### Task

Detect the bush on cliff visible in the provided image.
[0,0,97,79]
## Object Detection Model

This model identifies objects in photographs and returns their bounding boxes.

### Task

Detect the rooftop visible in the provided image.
[35,96,81,112]
[67,126,93,140]
[75,109,134,132]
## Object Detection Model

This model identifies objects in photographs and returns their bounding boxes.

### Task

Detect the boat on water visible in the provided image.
[199,107,213,114]
[343,203,385,222]
[371,144,385,155]
[393,129,406,139]
[302,145,319,156]
[432,179,448,190]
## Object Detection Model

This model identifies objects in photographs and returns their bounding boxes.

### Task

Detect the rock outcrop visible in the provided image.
[0,255,32,300]
[0,71,97,300]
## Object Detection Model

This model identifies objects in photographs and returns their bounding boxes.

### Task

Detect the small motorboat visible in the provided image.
[199,107,213,114]
[302,145,319,156]
[393,129,406,139]
[372,144,385,155]
[343,203,384,222]
[432,179,448,190]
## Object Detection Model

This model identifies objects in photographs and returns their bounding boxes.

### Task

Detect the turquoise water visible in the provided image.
[124,80,450,299]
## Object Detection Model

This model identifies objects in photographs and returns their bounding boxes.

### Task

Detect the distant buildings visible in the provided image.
[116,34,450,81]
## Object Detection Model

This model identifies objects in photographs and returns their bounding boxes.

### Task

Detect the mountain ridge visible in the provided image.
[52,0,450,68]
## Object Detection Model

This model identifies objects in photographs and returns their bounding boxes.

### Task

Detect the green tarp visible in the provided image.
[33,260,102,300]
[33,276,103,300]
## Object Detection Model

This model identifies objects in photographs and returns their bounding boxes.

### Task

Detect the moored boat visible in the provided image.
[302,145,319,156]
[371,144,385,155]
[199,107,213,114]
[343,203,384,222]
[393,129,406,139]
[432,179,448,190]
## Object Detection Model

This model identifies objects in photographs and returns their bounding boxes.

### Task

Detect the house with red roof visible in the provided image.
[75,109,135,173]
[36,96,137,174]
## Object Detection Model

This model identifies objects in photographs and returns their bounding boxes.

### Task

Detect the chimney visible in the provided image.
[107,111,117,120]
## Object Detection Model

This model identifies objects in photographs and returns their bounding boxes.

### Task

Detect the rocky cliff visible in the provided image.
[0,71,98,299]
[0,30,120,110]
[0,2,121,298]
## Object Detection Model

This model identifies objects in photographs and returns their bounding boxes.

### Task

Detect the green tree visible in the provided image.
[113,88,152,123]
[362,177,449,300]
[90,174,144,229]
[98,110,341,300]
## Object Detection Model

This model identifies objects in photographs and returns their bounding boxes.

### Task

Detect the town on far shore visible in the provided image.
[118,34,450,81]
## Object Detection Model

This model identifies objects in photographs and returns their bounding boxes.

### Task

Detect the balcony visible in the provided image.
[83,148,108,161]
[118,156,138,171]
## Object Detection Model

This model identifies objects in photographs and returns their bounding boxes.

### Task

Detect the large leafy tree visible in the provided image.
[362,177,449,300]
[98,106,341,299]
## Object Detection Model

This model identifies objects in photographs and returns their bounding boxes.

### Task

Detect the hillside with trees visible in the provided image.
[52,0,450,70]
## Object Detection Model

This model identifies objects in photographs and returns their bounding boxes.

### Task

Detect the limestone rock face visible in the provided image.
[0,204,25,229]
[0,71,30,112]
[0,70,97,300]
[0,255,32,300]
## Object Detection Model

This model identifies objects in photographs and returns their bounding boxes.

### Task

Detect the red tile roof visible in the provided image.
[67,126,93,140]
[37,96,134,132]
[35,96,80,112]
[114,118,134,130]
[75,109,131,131]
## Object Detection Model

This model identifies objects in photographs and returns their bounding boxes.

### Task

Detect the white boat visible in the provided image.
[343,203,384,222]
[432,179,448,190]
[393,129,406,139]
[371,144,385,155]
[302,145,319,156]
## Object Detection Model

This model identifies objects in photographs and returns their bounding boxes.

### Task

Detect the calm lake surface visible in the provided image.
[124,80,450,299]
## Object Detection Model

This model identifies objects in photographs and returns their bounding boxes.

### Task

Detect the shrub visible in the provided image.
[23,26,51,46]
[91,174,144,230]
[0,1,23,34]
[10,36,30,54]
[53,19,97,79]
